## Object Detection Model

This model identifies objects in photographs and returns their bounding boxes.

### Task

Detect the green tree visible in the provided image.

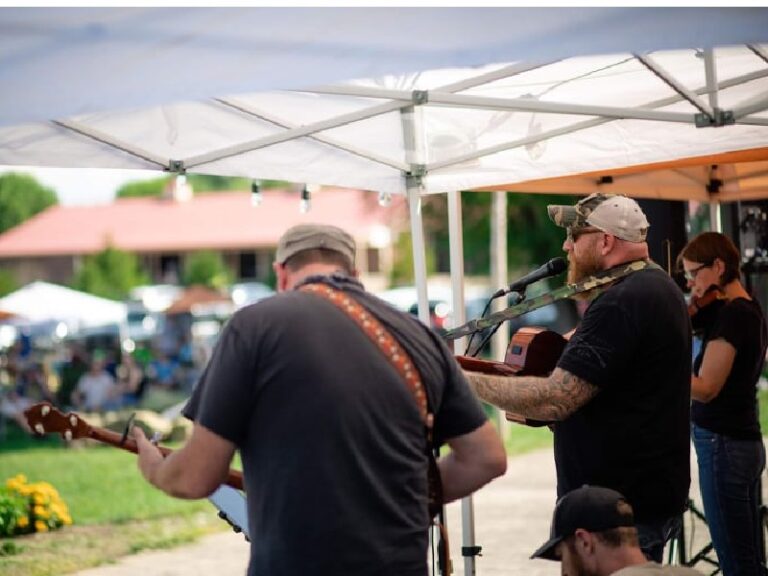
[0,173,58,234]
[72,245,149,300]
[424,191,577,276]
[182,251,232,290]
[116,177,170,199]
[0,269,18,297]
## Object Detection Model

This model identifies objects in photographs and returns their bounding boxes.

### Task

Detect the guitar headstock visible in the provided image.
[24,402,92,441]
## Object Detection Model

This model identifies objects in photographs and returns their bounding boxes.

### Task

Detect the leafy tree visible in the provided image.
[422,192,575,275]
[182,251,232,290]
[72,245,149,300]
[0,173,58,234]
[0,269,18,298]
[116,177,170,199]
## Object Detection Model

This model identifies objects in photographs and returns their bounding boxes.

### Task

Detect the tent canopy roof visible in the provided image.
[2,36,767,199]
[477,147,768,203]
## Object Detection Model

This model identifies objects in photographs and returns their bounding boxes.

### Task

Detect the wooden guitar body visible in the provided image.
[456,326,568,426]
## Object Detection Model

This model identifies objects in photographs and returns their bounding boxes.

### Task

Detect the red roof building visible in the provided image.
[0,186,407,292]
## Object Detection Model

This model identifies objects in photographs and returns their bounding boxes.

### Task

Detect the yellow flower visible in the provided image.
[34,520,48,533]
[17,516,29,528]
[33,493,46,505]
[33,505,49,519]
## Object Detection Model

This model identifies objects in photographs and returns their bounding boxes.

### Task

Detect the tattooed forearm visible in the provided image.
[464,367,598,421]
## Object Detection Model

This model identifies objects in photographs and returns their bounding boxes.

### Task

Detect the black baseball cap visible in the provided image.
[531,485,635,561]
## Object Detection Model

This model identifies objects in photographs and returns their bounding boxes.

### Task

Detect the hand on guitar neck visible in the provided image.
[23,402,244,491]
[456,327,569,427]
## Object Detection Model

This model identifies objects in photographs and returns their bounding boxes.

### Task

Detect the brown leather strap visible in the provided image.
[300,282,433,432]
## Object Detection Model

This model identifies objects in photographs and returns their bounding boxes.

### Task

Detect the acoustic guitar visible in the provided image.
[456,326,568,426]
[23,402,250,539]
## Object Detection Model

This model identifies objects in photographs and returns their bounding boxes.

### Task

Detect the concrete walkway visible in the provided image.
[73,446,738,576]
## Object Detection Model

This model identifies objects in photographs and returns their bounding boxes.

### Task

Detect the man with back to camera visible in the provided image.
[133,223,507,576]
[532,485,702,576]
[464,194,692,561]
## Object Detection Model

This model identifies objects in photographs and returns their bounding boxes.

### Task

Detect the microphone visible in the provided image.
[492,257,567,298]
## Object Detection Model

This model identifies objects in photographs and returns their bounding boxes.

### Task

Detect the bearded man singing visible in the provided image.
[464,193,692,562]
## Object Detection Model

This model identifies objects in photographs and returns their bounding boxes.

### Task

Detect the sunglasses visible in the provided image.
[566,227,603,243]
[683,262,712,282]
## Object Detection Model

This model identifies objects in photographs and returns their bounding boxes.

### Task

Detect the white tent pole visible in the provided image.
[215,98,410,171]
[447,188,479,576]
[490,191,511,440]
[709,201,722,233]
[703,49,719,112]
[400,104,430,326]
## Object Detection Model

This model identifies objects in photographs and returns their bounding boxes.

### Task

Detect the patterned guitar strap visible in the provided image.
[300,282,452,573]
[445,259,661,341]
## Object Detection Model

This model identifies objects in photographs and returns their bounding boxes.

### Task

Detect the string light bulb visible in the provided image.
[250,180,262,207]
[378,191,392,207]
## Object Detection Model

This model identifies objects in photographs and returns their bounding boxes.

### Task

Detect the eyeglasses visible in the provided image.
[684,262,712,282]
[566,227,603,243]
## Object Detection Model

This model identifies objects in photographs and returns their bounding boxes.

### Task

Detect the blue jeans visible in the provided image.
[692,424,766,576]
[636,515,682,563]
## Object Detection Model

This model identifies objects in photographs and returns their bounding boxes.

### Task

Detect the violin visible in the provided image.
[689,284,725,335]
[688,284,724,317]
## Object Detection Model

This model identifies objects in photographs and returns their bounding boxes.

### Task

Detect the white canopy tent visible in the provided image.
[0,281,127,332]
[2,8,768,573]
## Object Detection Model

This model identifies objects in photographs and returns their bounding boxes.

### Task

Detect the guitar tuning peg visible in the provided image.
[34,423,44,435]
[64,430,72,442]
[41,405,50,417]
[69,415,77,427]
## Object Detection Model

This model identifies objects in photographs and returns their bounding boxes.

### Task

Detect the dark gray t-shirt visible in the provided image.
[184,275,487,576]
[555,268,692,523]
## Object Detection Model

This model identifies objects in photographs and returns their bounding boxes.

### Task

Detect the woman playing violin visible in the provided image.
[678,231,767,576]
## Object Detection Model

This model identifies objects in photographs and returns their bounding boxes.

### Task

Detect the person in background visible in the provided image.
[72,355,121,412]
[465,193,692,561]
[133,223,507,576]
[679,231,767,576]
[56,343,88,408]
[532,485,703,576]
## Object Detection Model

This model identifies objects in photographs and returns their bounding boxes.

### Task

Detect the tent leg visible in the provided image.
[491,191,510,445]
[709,200,722,233]
[406,184,431,327]
[447,189,479,576]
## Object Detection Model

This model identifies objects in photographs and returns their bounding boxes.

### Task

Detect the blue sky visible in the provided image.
[0,165,165,206]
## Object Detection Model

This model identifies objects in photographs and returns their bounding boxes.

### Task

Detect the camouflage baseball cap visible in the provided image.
[275,223,356,265]
[547,193,649,243]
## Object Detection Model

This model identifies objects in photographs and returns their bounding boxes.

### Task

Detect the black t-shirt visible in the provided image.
[692,297,767,440]
[555,267,692,523]
[184,275,487,576]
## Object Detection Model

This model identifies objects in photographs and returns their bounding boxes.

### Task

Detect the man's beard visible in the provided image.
[567,245,604,285]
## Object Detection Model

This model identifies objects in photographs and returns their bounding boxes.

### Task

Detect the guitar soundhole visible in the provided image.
[510,345,523,355]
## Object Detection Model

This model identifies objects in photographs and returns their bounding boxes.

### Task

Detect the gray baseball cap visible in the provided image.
[275,223,356,265]
[547,193,649,243]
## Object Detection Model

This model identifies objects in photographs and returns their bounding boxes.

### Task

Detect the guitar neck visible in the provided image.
[88,427,245,491]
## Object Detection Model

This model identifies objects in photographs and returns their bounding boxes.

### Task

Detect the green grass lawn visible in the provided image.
[0,422,225,576]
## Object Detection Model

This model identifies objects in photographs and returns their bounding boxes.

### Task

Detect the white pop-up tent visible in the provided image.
[0,281,127,331]
[2,8,768,573]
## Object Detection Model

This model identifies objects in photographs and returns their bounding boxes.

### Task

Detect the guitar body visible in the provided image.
[457,326,568,426]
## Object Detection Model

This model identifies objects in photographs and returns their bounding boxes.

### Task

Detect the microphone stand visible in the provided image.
[464,290,525,357]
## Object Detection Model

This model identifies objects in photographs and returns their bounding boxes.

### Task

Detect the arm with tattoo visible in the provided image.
[464,367,599,421]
